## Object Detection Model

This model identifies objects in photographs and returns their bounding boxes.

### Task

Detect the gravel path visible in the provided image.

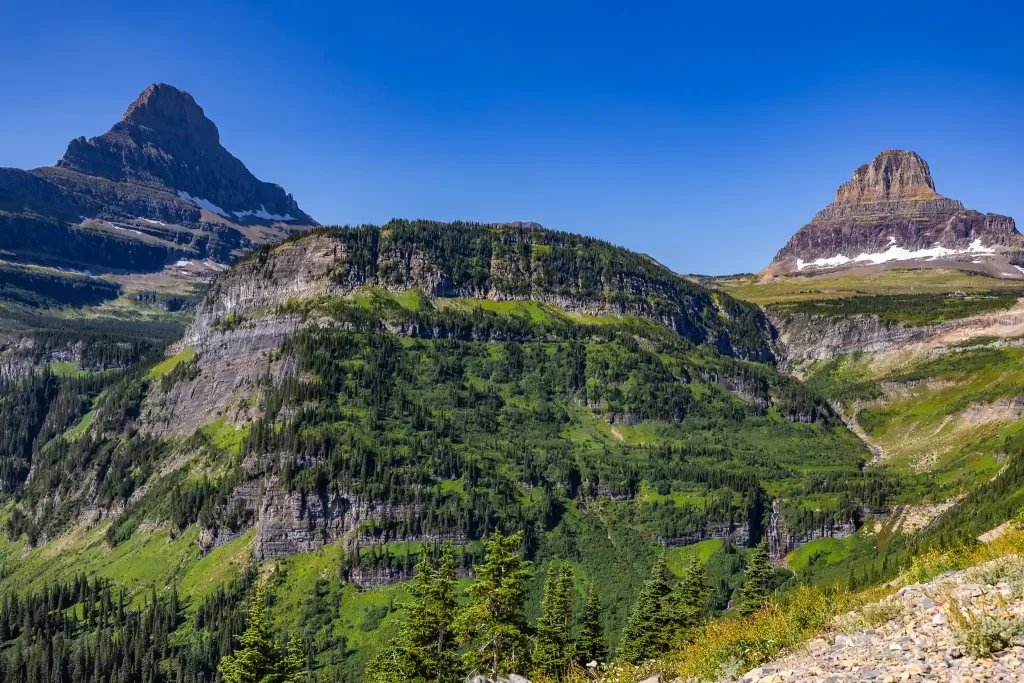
[735,557,1024,683]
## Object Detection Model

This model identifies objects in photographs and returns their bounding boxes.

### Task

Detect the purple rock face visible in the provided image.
[769,150,1020,272]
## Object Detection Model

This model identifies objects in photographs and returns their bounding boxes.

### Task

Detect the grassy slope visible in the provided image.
[0,278,875,681]
[713,268,1024,305]
[710,269,1024,589]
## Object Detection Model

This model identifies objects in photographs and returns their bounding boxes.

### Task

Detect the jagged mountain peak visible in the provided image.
[837,149,940,203]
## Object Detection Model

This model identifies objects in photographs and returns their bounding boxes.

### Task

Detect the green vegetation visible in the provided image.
[737,539,770,615]
[219,582,305,683]
[770,291,1020,326]
[7,221,1024,683]
[565,527,1024,683]
[147,345,196,379]
[0,261,120,309]
[713,268,1024,305]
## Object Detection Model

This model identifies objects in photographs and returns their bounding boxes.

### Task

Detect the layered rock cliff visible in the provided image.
[57,84,314,226]
[0,84,315,273]
[767,150,1021,275]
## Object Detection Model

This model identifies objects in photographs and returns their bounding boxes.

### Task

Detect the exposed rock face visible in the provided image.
[58,84,314,226]
[768,150,1021,274]
[772,312,952,360]
[181,228,777,362]
[766,499,857,565]
[0,84,315,273]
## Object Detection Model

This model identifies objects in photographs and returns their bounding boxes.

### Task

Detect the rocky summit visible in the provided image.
[0,84,315,273]
[766,150,1022,277]
[57,84,314,226]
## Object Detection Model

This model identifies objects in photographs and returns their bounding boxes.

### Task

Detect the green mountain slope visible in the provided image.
[0,221,882,681]
[716,267,1024,590]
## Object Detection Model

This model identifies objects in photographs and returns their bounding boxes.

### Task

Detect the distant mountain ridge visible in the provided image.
[767,150,1022,277]
[0,84,316,273]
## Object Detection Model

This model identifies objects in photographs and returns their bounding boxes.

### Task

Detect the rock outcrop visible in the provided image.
[771,312,952,361]
[0,84,315,273]
[767,150,1022,275]
[734,554,1024,682]
[57,84,314,226]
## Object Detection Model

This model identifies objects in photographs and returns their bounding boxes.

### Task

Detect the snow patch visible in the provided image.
[177,190,229,218]
[175,259,195,267]
[110,224,143,236]
[233,205,295,222]
[56,267,93,277]
[797,238,997,271]
[139,218,166,226]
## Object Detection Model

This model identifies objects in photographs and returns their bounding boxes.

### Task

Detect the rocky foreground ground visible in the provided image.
[734,556,1024,683]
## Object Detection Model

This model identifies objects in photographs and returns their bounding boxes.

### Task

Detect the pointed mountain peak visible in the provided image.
[835,149,940,203]
[120,84,220,146]
[55,84,316,225]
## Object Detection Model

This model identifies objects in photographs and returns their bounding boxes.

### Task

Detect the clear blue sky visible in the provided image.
[2,1,1022,274]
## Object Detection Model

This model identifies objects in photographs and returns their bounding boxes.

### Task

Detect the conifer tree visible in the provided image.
[400,542,463,683]
[662,558,708,648]
[738,539,771,616]
[218,581,305,683]
[455,531,531,678]
[281,638,306,683]
[573,581,606,665]
[532,564,573,680]
[618,552,670,663]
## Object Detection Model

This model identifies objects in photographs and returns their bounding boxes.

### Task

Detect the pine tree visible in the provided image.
[662,558,708,648]
[532,564,573,680]
[378,542,463,683]
[280,638,306,683]
[738,539,771,616]
[618,553,670,663]
[455,531,531,678]
[218,581,305,683]
[573,581,606,665]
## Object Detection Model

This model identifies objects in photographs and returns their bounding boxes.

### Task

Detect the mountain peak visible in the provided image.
[120,84,220,147]
[835,150,940,204]
[766,150,1019,275]
[55,84,315,225]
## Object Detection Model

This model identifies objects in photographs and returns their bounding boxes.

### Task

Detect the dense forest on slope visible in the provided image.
[768,290,1021,327]
[0,223,925,682]
[214,221,776,361]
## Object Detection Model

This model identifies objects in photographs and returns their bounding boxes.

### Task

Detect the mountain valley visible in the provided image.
[0,88,1022,683]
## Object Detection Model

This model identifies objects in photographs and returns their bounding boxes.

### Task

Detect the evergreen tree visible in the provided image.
[281,638,306,683]
[219,581,305,683]
[618,552,670,663]
[662,558,708,648]
[573,581,606,665]
[532,564,573,680]
[375,542,463,683]
[738,539,771,616]
[455,531,531,678]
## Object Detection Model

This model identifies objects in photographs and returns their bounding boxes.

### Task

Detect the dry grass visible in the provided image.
[568,527,1024,683]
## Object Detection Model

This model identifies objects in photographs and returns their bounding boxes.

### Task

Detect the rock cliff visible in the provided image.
[0,84,315,273]
[57,84,314,227]
[767,150,1022,275]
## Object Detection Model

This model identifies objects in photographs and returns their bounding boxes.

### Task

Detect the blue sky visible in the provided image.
[2,1,1022,274]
